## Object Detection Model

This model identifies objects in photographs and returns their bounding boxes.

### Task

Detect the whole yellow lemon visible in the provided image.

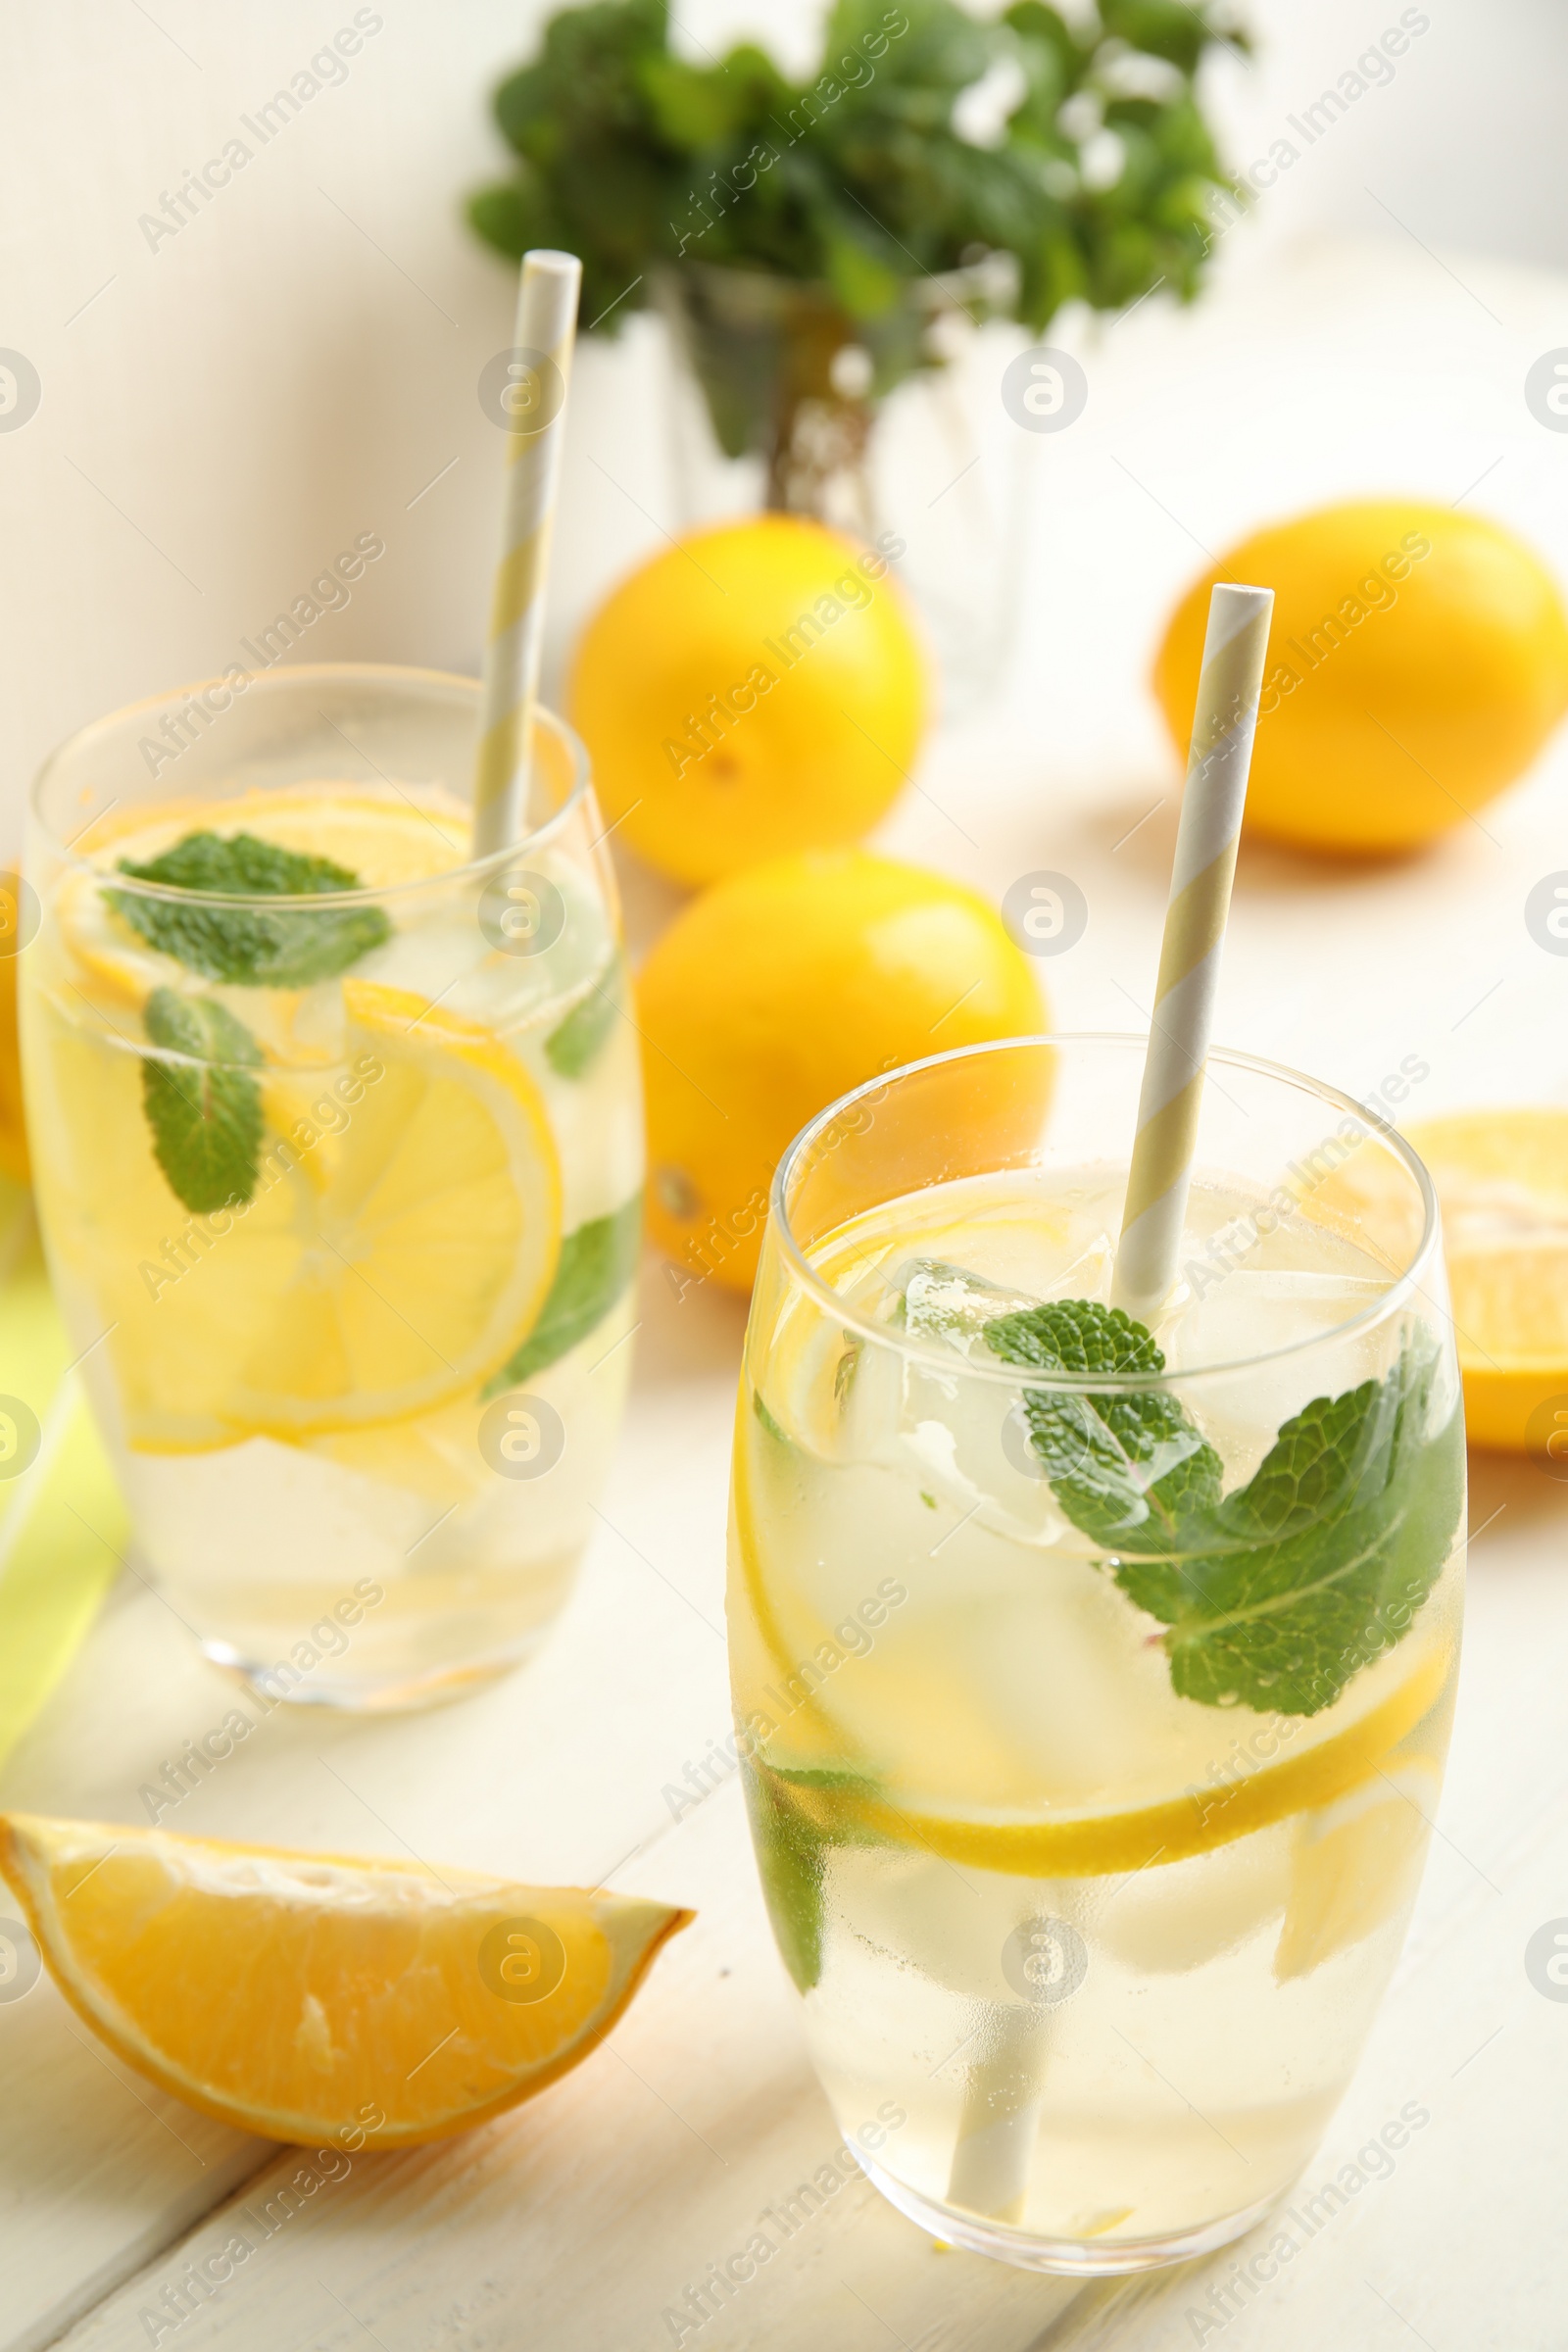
[637,851,1044,1293]
[1154,502,1568,854]
[569,516,927,886]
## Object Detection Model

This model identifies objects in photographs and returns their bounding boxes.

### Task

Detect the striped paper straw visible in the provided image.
[471,248,583,858]
[1110,582,1274,1323]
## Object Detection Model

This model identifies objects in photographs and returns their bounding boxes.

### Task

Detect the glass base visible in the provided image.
[202,1639,528,1715]
[859,2156,1284,2278]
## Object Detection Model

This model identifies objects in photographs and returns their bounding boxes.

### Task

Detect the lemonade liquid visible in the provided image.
[24,780,643,1705]
[731,1166,1463,2260]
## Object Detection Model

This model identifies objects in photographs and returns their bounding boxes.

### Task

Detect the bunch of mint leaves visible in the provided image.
[467,0,1248,424]
[984,1298,1462,1718]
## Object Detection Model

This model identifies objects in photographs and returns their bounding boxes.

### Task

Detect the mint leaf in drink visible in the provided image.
[753,1389,788,1446]
[743,1757,888,1994]
[985,1298,1460,1717]
[111,831,390,987]
[986,1298,1223,1555]
[833,1339,861,1407]
[742,1758,829,1993]
[1125,1355,1463,1718]
[545,961,622,1078]
[141,987,264,1213]
[481,1192,642,1394]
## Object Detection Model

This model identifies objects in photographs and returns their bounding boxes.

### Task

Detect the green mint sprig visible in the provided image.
[482,1191,643,1394]
[141,987,264,1213]
[468,0,1248,393]
[111,830,390,988]
[985,1298,1461,1718]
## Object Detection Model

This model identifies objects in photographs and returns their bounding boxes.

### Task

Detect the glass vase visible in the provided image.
[657,259,1031,716]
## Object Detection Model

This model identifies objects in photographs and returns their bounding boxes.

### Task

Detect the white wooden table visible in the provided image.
[6,238,1568,2351]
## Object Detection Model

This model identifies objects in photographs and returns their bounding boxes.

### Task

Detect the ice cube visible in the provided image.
[1163,1267,1396,1488]
[898,1257,1041,1356]
[1165,1268,1390,1374]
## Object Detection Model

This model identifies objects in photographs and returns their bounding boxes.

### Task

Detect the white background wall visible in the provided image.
[2,0,1564,851]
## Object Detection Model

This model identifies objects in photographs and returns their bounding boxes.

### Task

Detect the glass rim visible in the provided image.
[768,1031,1444,1393]
[29,662,592,912]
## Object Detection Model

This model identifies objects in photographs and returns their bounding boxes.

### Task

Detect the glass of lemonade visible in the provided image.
[24,664,643,1710]
[730,1035,1464,2273]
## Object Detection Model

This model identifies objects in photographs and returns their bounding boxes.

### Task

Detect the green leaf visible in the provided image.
[986,1298,1223,1553]
[753,1388,788,1446]
[985,1298,1461,1718]
[741,1756,887,1993]
[1101,0,1243,74]
[465,0,1241,379]
[638,53,750,148]
[141,988,264,1214]
[1122,1361,1462,1718]
[481,1192,643,1394]
[822,225,903,318]
[833,1339,861,1406]
[466,182,539,263]
[741,1757,828,1992]
[111,832,390,989]
[1004,1,1087,83]
[545,964,622,1077]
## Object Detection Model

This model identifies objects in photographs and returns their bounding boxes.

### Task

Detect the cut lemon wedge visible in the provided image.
[1407,1108,1568,1451]
[0,1814,693,2146]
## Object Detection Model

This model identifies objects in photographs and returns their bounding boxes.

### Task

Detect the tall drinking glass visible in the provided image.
[730,1036,1464,2272]
[24,664,643,1710]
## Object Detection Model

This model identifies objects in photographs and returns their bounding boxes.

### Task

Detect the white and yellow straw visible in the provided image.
[471,247,583,858]
[1110,582,1274,1324]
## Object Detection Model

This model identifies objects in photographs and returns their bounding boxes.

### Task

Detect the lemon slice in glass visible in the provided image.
[123,981,561,1446]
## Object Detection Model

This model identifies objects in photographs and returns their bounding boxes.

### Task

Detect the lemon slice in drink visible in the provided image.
[220,981,560,1438]
[55,789,470,1046]
[74,783,470,886]
[200,785,470,882]
[55,873,343,1068]
[732,1418,1453,1880]
[1273,1759,1441,1981]
[124,982,561,1447]
[54,866,180,1014]
[0,1813,691,2146]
